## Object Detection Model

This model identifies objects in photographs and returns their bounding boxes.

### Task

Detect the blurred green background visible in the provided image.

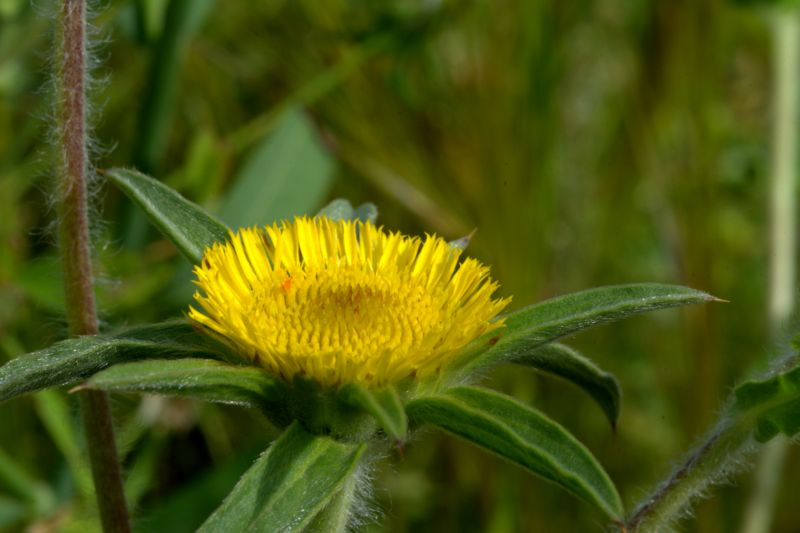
[1,0,798,531]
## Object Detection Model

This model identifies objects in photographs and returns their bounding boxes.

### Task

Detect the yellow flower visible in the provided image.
[189,217,510,387]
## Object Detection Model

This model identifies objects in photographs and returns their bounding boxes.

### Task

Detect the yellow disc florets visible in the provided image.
[189,216,510,387]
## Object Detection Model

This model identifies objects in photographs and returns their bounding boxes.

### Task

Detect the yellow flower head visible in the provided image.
[189,217,510,387]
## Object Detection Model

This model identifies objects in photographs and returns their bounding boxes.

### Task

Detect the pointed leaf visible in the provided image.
[514,343,620,428]
[199,421,364,532]
[219,109,333,228]
[448,229,476,251]
[85,359,283,408]
[458,284,716,375]
[339,384,407,440]
[733,364,800,442]
[406,386,623,520]
[0,321,222,403]
[104,167,230,264]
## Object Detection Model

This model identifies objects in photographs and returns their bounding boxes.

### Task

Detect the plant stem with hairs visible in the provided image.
[625,416,754,532]
[55,1,130,531]
[625,7,800,532]
[740,7,799,533]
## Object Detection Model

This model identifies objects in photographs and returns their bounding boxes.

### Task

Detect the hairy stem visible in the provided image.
[626,420,752,532]
[56,1,130,531]
[740,7,799,533]
[629,8,800,532]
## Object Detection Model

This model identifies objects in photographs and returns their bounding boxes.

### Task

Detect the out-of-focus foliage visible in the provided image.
[0,0,795,531]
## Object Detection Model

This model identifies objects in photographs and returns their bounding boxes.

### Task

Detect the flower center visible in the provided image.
[189,218,509,387]
[246,267,446,382]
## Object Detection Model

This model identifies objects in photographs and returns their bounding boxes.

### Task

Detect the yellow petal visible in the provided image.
[190,216,510,387]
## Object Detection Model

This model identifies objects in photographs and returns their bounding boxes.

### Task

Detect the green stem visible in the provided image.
[740,7,799,533]
[766,6,799,333]
[626,419,752,532]
[56,1,130,531]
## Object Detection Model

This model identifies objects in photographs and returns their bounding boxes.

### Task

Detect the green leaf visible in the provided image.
[353,202,378,223]
[199,421,364,532]
[515,343,621,428]
[317,198,379,223]
[0,321,222,403]
[104,167,230,264]
[733,364,800,442]
[84,359,283,408]
[448,229,475,251]
[458,283,716,375]
[406,386,623,520]
[219,108,334,228]
[338,384,407,440]
[317,199,355,220]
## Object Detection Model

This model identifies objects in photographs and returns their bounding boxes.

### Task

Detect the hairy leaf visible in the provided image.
[104,167,230,264]
[339,384,407,440]
[85,359,283,408]
[407,386,623,520]
[733,363,800,442]
[515,343,621,428]
[458,284,715,375]
[199,421,364,532]
[0,321,222,403]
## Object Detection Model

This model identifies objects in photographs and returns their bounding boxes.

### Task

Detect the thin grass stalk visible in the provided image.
[739,7,799,533]
[55,1,130,531]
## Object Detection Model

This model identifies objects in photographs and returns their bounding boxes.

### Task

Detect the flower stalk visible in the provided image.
[55,1,130,530]
[740,7,800,533]
[626,418,753,532]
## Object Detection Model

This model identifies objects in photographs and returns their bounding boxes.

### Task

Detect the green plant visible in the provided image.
[3,1,800,531]
[9,163,800,531]
[1,166,721,530]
